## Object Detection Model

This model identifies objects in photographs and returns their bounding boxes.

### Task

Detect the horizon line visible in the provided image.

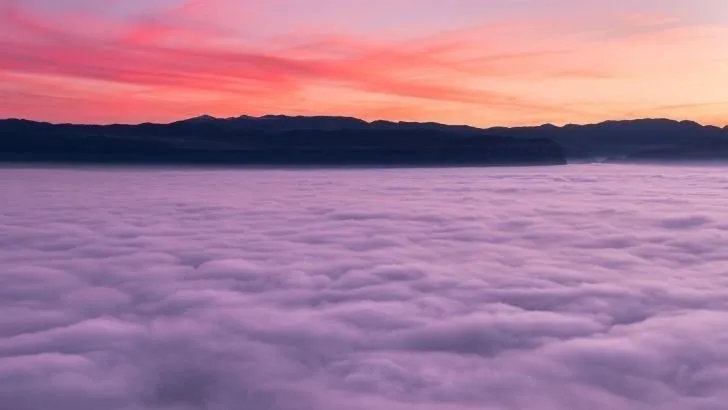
[2,114,727,131]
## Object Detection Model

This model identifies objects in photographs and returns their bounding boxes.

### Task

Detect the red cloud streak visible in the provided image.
[0,0,726,126]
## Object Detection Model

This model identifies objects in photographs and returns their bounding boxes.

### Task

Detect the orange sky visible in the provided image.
[0,0,727,127]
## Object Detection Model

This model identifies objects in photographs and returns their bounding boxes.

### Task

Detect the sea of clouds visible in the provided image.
[1,165,728,410]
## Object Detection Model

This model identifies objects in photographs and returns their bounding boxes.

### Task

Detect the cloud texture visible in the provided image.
[1,165,728,409]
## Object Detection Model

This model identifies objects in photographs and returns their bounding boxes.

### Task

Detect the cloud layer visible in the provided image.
[2,165,728,409]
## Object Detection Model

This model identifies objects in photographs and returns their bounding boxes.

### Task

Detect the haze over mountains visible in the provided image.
[1,115,728,166]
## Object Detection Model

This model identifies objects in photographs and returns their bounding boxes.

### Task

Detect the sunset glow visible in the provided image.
[1,0,727,126]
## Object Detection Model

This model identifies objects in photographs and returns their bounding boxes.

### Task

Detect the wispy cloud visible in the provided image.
[0,0,726,125]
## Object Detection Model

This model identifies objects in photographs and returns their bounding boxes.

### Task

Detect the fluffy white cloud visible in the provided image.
[1,165,728,410]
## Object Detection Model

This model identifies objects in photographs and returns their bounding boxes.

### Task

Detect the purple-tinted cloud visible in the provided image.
[1,165,728,409]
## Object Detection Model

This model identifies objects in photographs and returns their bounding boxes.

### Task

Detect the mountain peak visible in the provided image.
[183,114,217,122]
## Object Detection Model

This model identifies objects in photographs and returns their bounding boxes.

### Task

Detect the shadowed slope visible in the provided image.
[0,118,565,167]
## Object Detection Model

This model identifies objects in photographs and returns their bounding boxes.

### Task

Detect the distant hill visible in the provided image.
[1,115,727,166]
[172,115,728,162]
[486,119,728,162]
[174,115,483,135]
[0,117,565,167]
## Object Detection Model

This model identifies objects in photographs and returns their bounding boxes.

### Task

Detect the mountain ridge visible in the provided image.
[0,116,566,167]
[6,115,723,130]
[2,115,728,164]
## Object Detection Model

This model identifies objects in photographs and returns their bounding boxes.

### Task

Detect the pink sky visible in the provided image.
[0,0,727,126]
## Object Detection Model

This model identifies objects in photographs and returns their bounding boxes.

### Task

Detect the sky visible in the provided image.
[0,0,727,126]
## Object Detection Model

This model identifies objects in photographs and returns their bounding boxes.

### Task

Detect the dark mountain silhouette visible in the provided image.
[1,115,727,166]
[0,118,565,167]
[172,115,728,162]
[487,119,728,162]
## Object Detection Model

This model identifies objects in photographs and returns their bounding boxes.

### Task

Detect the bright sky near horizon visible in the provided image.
[0,0,727,126]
